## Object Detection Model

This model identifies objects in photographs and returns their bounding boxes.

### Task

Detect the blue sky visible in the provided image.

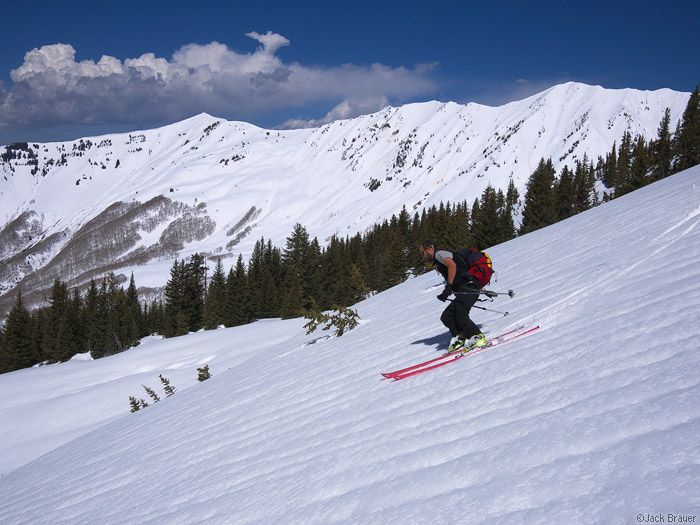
[1,0,698,145]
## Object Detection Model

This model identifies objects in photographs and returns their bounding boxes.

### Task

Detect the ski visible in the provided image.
[382,325,539,381]
[381,325,527,379]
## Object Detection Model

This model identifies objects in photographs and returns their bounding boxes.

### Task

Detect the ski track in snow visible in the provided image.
[0,167,699,524]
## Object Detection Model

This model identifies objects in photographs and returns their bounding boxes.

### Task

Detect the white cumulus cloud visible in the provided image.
[0,32,438,130]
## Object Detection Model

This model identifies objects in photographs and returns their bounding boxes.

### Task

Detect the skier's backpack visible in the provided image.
[454,248,494,289]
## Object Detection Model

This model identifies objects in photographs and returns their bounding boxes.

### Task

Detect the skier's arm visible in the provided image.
[443,257,457,285]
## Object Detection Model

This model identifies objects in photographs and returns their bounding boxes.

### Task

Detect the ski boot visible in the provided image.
[447,332,467,353]
[461,333,487,354]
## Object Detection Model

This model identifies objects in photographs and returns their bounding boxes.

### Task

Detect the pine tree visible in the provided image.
[615,132,634,196]
[442,201,472,252]
[282,224,314,313]
[101,274,125,356]
[348,234,372,294]
[674,86,700,172]
[496,189,516,243]
[472,185,501,248]
[554,166,575,221]
[183,254,207,332]
[142,384,160,403]
[160,374,176,396]
[257,267,280,318]
[506,177,520,210]
[377,232,407,291]
[305,238,324,308]
[573,156,596,213]
[247,238,267,317]
[163,259,186,337]
[119,273,143,349]
[519,158,557,235]
[652,107,673,181]
[40,278,69,362]
[203,258,227,329]
[349,263,370,303]
[322,236,354,307]
[469,198,481,244]
[627,135,651,193]
[601,143,618,190]
[283,224,311,279]
[0,291,38,373]
[55,289,83,361]
[280,270,304,319]
[224,255,251,326]
[83,279,101,353]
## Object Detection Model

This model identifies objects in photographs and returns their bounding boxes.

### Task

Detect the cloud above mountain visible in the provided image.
[0,31,438,130]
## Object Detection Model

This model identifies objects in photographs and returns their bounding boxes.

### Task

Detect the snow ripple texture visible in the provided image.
[0,167,699,524]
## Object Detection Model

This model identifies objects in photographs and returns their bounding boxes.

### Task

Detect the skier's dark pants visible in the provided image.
[441,292,480,338]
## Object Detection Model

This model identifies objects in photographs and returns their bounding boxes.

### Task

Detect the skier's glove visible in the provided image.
[437,283,453,302]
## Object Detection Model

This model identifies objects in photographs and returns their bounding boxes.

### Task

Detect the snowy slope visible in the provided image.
[1,167,699,524]
[0,82,690,315]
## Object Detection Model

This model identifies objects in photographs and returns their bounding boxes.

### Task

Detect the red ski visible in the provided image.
[381,325,540,381]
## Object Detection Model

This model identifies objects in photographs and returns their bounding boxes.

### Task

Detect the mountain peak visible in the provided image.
[0,83,691,315]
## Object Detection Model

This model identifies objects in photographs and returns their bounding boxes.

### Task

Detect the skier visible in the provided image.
[419,240,487,353]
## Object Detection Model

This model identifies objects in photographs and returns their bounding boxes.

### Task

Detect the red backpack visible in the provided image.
[454,248,494,288]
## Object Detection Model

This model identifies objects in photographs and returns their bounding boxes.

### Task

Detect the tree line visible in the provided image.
[1,86,698,374]
[0,190,516,373]
[520,86,700,233]
[0,274,147,373]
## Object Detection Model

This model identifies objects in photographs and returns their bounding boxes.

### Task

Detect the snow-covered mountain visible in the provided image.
[0,82,690,315]
[1,166,698,523]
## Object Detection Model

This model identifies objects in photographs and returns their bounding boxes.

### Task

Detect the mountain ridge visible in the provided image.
[0,82,690,314]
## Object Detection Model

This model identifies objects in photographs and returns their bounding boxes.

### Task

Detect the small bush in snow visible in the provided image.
[302,301,360,337]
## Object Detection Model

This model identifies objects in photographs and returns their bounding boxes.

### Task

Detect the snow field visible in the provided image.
[0,167,699,523]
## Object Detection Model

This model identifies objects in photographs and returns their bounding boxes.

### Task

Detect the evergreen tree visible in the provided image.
[496,189,516,243]
[101,274,125,356]
[55,289,83,361]
[554,166,576,221]
[348,233,372,291]
[473,185,508,248]
[573,156,597,213]
[626,135,651,193]
[280,270,305,319]
[349,263,370,303]
[89,277,117,358]
[442,201,472,252]
[40,278,69,362]
[601,143,618,189]
[652,107,673,181]
[0,291,38,373]
[163,259,186,337]
[674,86,700,172]
[247,238,267,317]
[469,198,481,244]
[257,267,279,318]
[121,273,144,347]
[615,131,633,196]
[519,158,557,235]
[203,258,227,329]
[282,224,315,311]
[145,299,164,335]
[183,254,207,332]
[224,255,250,326]
[305,238,324,308]
[83,279,101,353]
[321,236,354,307]
[377,231,407,291]
[506,177,520,210]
